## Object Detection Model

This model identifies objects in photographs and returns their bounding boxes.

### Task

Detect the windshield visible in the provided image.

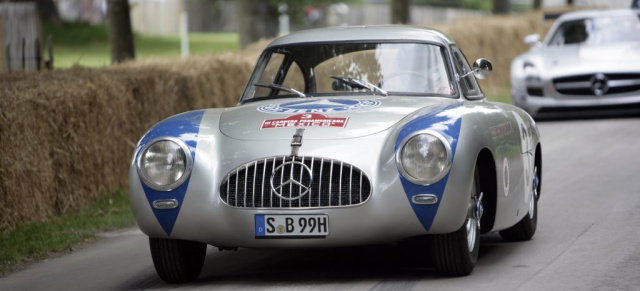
[547,14,640,46]
[242,42,455,102]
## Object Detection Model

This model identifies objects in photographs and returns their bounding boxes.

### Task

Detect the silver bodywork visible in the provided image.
[130,26,541,249]
[511,9,640,118]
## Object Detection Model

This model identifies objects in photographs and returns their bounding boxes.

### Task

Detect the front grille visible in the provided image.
[220,156,372,208]
[554,73,640,96]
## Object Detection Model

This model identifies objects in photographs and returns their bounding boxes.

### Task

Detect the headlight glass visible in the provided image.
[398,132,451,185]
[137,137,192,191]
[523,63,540,82]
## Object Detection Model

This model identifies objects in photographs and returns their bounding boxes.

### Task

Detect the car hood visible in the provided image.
[219,96,454,140]
[538,42,640,75]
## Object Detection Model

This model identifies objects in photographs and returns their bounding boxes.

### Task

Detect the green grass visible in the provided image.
[0,190,135,275]
[44,22,239,68]
[488,92,513,104]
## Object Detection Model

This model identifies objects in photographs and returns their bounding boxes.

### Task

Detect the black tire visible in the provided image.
[499,163,540,242]
[149,237,207,284]
[499,199,537,242]
[432,166,482,276]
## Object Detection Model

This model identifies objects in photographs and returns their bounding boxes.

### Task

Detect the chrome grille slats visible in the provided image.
[328,160,334,206]
[220,156,372,209]
[339,161,343,206]
[261,158,266,207]
[359,171,363,203]
[318,158,324,207]
[252,160,257,207]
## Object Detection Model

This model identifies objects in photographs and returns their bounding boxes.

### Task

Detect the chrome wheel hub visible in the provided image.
[466,189,483,252]
[529,166,539,219]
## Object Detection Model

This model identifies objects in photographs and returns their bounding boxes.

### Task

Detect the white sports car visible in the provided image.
[511,9,640,118]
[130,25,542,283]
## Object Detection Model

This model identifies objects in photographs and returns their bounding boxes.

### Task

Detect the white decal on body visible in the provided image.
[512,112,533,199]
[257,99,381,114]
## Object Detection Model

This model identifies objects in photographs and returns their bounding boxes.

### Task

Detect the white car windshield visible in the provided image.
[548,14,640,46]
[243,42,455,101]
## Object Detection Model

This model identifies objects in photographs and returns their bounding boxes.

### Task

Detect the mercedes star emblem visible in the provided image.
[590,73,609,96]
[270,160,313,200]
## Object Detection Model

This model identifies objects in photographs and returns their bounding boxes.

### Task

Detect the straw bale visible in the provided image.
[0,51,260,229]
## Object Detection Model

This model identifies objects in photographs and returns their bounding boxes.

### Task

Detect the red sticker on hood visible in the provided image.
[261,113,349,129]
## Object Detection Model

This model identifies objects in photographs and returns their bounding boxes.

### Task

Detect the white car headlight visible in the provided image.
[136,137,193,191]
[397,130,452,185]
[523,62,540,82]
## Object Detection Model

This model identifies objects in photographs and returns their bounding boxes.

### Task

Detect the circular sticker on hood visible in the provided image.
[258,99,380,114]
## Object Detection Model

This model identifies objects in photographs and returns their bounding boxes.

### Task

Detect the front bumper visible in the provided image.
[513,87,640,118]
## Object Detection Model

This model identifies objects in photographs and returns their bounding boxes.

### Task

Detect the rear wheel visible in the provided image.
[149,237,207,283]
[500,164,539,242]
[432,165,483,276]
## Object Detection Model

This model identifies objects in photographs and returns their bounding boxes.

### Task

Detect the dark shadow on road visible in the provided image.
[120,234,533,289]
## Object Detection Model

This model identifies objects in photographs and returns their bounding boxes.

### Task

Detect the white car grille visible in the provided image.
[220,156,372,208]
[553,73,640,96]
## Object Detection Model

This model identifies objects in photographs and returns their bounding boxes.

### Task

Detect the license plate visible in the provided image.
[255,214,329,238]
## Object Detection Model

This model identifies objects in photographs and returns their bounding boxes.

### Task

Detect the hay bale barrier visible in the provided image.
[0,53,256,230]
[0,12,550,230]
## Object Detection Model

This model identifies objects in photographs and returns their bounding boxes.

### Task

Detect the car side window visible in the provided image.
[451,46,482,98]
[549,19,589,46]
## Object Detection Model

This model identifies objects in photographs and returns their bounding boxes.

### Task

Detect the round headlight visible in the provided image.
[523,63,540,82]
[397,131,452,185]
[136,137,193,191]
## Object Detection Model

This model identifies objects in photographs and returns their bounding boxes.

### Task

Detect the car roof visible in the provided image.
[556,9,639,22]
[267,25,456,48]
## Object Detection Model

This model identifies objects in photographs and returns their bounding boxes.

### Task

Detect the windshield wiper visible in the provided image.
[330,75,388,96]
[254,83,306,98]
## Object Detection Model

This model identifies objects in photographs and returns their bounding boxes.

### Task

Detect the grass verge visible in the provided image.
[43,22,239,68]
[0,190,134,275]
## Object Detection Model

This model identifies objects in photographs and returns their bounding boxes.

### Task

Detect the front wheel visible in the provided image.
[431,165,482,276]
[149,237,207,283]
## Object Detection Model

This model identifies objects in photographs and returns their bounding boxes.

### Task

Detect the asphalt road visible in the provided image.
[2,117,640,291]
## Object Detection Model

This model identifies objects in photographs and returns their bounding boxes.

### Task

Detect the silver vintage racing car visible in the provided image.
[511,9,640,118]
[130,25,542,283]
